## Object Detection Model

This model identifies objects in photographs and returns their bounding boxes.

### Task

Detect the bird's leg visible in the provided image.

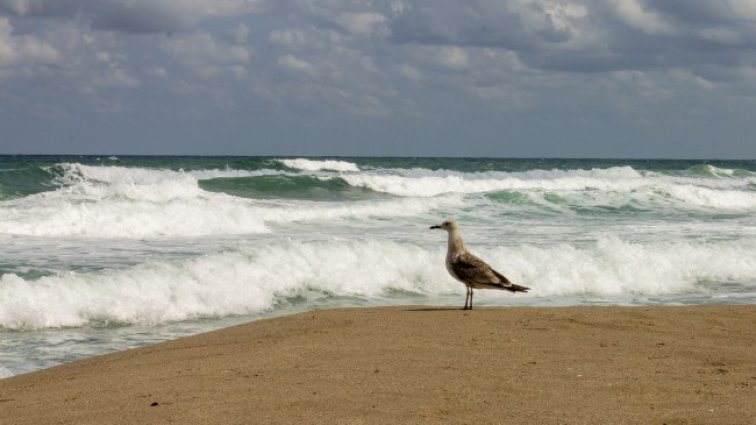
[470,289,474,310]
[463,287,470,310]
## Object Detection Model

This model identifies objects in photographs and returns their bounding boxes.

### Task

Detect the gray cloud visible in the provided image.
[0,0,755,157]
[91,4,189,34]
[0,0,81,18]
[390,1,574,49]
[0,0,265,33]
[386,1,756,74]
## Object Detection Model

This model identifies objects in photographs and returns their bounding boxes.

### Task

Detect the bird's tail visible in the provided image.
[505,282,530,293]
[493,270,530,292]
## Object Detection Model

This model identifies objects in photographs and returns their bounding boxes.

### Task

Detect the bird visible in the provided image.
[430,219,529,310]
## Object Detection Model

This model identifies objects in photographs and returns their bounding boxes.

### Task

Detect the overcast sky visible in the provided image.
[1,0,755,158]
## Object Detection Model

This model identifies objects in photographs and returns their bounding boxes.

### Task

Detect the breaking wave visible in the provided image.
[1,237,753,329]
[341,166,756,210]
[1,161,755,240]
[199,174,381,200]
[276,158,360,172]
[0,163,457,238]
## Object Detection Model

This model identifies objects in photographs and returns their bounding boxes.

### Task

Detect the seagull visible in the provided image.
[430,219,529,310]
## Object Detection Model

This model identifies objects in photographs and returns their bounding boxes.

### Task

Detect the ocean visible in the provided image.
[1,155,755,378]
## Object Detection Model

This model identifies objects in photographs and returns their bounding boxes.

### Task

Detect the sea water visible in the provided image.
[1,156,755,377]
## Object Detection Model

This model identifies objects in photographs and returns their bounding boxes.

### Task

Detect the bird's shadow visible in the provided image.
[405,306,466,312]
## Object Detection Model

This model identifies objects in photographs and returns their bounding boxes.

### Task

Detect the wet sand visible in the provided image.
[1,305,754,424]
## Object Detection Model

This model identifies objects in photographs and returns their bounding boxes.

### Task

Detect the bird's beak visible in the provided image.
[430,225,441,229]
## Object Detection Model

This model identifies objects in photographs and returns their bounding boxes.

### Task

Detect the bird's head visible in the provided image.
[430,219,458,232]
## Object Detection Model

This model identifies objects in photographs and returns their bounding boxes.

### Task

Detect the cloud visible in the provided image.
[399,63,422,80]
[91,0,266,34]
[387,1,756,74]
[0,0,266,34]
[652,1,756,24]
[230,22,249,44]
[277,54,316,76]
[335,12,390,37]
[161,31,251,78]
[389,1,590,49]
[611,0,676,36]
[269,26,341,51]
[0,0,80,17]
[0,16,58,71]
[437,46,469,70]
[93,67,140,88]
[91,3,190,34]
[2,0,756,158]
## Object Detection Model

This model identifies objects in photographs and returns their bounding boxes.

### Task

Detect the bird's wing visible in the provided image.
[451,252,503,285]
[452,251,529,292]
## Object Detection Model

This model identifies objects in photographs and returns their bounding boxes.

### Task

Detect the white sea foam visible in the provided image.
[704,165,735,177]
[0,194,456,238]
[342,167,647,197]
[50,163,203,202]
[0,366,13,379]
[54,162,280,183]
[0,241,449,329]
[2,162,754,240]
[689,164,756,178]
[1,238,753,329]
[0,195,270,237]
[188,168,283,180]
[54,163,181,185]
[663,185,756,210]
[501,237,756,297]
[341,166,756,210]
[0,163,458,237]
[277,158,360,172]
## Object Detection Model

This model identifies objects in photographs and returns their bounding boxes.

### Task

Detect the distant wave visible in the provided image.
[189,168,283,180]
[0,163,458,238]
[47,162,204,202]
[0,192,456,238]
[2,162,756,239]
[340,166,756,211]
[277,158,360,172]
[0,165,58,200]
[199,174,381,200]
[1,237,753,329]
[686,164,754,178]
[342,166,646,197]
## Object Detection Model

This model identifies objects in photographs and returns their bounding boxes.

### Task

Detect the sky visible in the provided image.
[0,0,755,158]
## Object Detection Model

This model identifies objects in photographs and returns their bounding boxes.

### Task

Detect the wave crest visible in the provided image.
[0,174,458,238]
[277,158,360,172]
[340,166,756,211]
[342,167,647,197]
[2,237,753,329]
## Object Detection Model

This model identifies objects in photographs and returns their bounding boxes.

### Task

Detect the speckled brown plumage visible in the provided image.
[431,219,529,310]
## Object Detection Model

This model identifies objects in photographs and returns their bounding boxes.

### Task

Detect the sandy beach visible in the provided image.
[1,305,754,424]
